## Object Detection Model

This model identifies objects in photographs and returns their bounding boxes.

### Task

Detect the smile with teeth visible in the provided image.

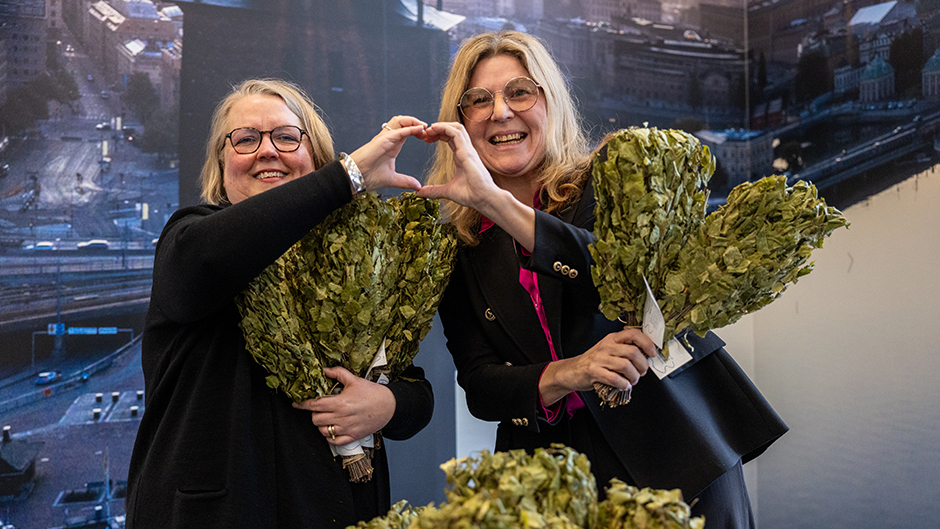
[254,170,287,180]
[490,132,526,145]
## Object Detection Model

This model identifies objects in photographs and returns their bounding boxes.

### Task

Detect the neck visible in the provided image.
[493,173,540,206]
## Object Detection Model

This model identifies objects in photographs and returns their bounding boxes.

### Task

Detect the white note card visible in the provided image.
[641,276,692,379]
[642,276,665,349]
[648,337,694,379]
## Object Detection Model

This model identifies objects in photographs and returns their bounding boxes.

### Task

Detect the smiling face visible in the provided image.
[464,54,547,193]
[221,94,316,204]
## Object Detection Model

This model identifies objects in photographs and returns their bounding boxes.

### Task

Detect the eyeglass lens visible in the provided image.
[459,77,540,122]
[229,126,304,154]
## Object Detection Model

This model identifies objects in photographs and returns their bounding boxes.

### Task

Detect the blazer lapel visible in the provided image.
[467,227,553,366]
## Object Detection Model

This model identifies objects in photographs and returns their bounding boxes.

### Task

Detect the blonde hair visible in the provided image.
[199,78,335,205]
[426,31,591,245]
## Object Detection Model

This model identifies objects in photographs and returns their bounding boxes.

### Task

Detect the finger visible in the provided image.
[415,184,450,200]
[591,362,636,391]
[386,123,429,140]
[610,328,658,358]
[292,399,317,411]
[385,174,422,191]
[321,423,348,444]
[323,366,358,385]
[420,126,454,144]
[607,358,645,385]
[425,122,465,142]
[389,116,429,129]
[293,396,336,416]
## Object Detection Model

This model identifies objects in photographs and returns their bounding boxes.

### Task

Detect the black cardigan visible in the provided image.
[126,161,434,528]
[437,173,787,499]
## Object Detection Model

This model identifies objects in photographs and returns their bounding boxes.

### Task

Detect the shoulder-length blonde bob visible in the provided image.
[199,78,335,205]
[426,31,592,245]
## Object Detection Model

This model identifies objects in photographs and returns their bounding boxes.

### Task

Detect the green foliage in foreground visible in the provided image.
[352,445,704,529]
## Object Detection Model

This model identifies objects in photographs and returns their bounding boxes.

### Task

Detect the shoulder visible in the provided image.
[167,203,224,223]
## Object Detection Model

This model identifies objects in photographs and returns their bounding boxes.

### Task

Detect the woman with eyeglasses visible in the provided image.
[417,31,787,528]
[126,78,434,528]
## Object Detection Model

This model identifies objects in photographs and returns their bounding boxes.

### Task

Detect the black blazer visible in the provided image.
[126,163,434,528]
[437,175,787,498]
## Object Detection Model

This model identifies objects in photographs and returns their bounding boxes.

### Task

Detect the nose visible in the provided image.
[256,131,279,157]
[490,90,513,121]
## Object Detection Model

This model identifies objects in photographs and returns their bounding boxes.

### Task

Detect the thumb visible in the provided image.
[416,184,447,200]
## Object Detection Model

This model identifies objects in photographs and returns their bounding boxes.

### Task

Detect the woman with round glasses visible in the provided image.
[126,78,435,528]
[418,31,786,528]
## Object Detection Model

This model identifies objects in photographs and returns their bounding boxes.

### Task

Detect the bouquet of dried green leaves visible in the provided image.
[592,480,704,529]
[589,127,848,406]
[351,445,703,529]
[236,192,457,481]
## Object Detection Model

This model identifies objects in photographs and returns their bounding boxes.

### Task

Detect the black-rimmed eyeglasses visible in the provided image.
[225,125,307,154]
[458,76,541,122]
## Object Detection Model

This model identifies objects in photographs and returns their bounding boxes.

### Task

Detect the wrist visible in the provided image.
[339,152,365,195]
[538,360,569,407]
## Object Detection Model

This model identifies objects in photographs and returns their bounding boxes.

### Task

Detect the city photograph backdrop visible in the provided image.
[1,0,938,527]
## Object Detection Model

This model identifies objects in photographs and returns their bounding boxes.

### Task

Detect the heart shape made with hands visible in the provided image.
[589,127,849,406]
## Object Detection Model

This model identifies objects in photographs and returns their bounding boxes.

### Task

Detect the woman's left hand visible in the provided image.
[418,121,537,251]
[293,367,397,446]
[349,116,427,192]
[416,121,502,212]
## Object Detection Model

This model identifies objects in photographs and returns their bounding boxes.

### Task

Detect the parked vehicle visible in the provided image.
[25,241,55,250]
[35,371,61,385]
[77,239,110,250]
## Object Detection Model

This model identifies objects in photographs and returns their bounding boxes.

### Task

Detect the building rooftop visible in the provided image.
[161,5,183,18]
[0,439,43,473]
[396,0,465,31]
[125,0,161,20]
[123,39,147,56]
[849,1,897,26]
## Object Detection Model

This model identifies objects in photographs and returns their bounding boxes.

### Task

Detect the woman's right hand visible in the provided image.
[348,115,428,191]
[538,328,658,406]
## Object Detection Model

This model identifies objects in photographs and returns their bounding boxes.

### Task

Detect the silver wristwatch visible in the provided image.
[339,152,365,195]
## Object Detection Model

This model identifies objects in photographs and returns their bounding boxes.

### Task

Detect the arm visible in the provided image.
[517,176,598,290]
[154,118,427,324]
[152,162,353,323]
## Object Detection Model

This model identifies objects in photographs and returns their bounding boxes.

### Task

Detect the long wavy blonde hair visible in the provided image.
[199,78,335,205]
[426,31,592,245]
